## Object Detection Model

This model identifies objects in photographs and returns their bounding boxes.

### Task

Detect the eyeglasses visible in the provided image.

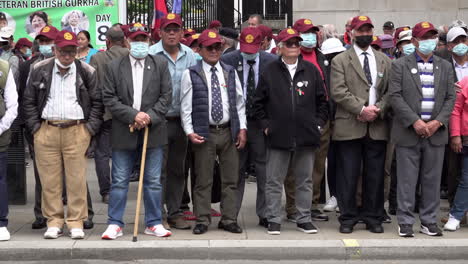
[163,27,181,33]
[58,49,77,57]
[129,25,149,33]
[284,41,300,48]
[203,44,222,51]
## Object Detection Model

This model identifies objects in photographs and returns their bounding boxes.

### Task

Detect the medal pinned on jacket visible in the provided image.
[296,81,308,96]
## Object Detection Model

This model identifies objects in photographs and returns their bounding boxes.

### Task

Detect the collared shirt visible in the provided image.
[415,53,435,121]
[353,44,377,106]
[453,58,468,81]
[282,58,298,79]
[180,60,247,135]
[0,69,18,135]
[41,62,84,120]
[129,55,144,111]
[149,42,197,117]
[242,55,259,98]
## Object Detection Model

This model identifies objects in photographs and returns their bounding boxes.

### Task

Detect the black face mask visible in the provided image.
[354,35,373,49]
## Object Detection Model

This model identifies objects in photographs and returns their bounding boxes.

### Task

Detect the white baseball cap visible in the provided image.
[397,30,413,45]
[320,38,346,55]
[0,26,14,42]
[447,26,467,43]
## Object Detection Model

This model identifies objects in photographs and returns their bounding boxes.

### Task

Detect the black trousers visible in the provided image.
[326,140,338,197]
[93,119,112,197]
[335,137,386,226]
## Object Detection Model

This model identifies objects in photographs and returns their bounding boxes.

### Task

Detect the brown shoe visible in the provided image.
[162,219,171,230]
[168,216,191,230]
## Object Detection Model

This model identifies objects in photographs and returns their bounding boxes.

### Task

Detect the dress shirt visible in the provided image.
[41,62,84,120]
[353,44,377,106]
[453,58,468,81]
[149,42,197,117]
[282,58,298,79]
[129,55,144,111]
[242,55,260,98]
[180,60,247,135]
[0,69,18,135]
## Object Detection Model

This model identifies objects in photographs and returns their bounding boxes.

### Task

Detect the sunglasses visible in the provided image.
[163,27,181,33]
[284,41,300,48]
[203,44,223,51]
[129,25,149,33]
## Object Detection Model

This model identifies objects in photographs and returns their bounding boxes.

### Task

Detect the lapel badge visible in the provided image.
[237,65,243,72]
[39,83,45,89]
[303,81,309,87]
[147,65,151,70]
[324,60,329,66]
[297,81,304,88]
[378,72,384,78]
[411,68,418,74]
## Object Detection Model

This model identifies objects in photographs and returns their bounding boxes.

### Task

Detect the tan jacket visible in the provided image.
[330,47,392,141]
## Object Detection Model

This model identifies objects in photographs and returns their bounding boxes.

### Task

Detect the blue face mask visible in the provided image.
[39,44,54,57]
[194,53,203,61]
[241,52,259,61]
[130,41,149,59]
[402,43,415,56]
[416,39,437,55]
[300,33,317,48]
[24,48,32,58]
[453,43,468,56]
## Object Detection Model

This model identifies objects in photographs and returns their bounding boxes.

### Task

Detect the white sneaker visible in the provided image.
[323,196,338,212]
[44,227,63,239]
[0,227,10,241]
[101,224,123,240]
[444,215,460,231]
[144,224,172,237]
[69,228,85,239]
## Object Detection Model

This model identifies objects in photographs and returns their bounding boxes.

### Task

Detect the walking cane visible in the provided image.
[132,125,149,242]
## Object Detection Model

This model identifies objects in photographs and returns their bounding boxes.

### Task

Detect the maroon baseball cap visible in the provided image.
[371,36,382,48]
[293,19,319,33]
[208,20,222,29]
[55,30,78,48]
[277,28,303,43]
[183,33,200,47]
[412,21,438,38]
[350,16,374,30]
[15,38,33,49]
[239,27,263,54]
[160,13,183,29]
[36,25,59,40]
[184,28,196,37]
[198,29,222,47]
[257,24,273,40]
[126,23,150,40]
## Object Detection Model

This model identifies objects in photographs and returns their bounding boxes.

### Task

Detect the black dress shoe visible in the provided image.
[218,222,243,233]
[366,224,384,233]
[193,224,208,235]
[258,218,268,228]
[388,207,396,215]
[32,218,47,229]
[83,219,94,229]
[339,225,354,234]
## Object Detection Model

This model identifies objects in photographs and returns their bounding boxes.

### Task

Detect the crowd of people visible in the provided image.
[0,11,467,242]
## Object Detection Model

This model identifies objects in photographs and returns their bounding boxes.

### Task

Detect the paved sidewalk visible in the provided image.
[1,158,468,261]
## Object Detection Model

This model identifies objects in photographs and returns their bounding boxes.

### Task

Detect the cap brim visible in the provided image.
[281,35,303,43]
[240,43,260,53]
[355,22,374,30]
[322,46,346,55]
[415,29,438,38]
[128,31,150,39]
[301,25,320,33]
[161,21,182,29]
[56,41,79,48]
[201,39,222,47]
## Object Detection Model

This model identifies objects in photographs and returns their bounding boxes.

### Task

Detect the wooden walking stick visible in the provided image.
[132,126,149,242]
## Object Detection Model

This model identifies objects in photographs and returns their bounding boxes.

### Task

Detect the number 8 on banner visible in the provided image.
[96,21,111,47]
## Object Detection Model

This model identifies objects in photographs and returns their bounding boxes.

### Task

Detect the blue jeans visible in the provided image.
[0,152,8,227]
[450,146,468,220]
[107,147,163,227]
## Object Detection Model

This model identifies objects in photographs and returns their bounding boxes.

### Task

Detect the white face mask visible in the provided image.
[55,58,72,69]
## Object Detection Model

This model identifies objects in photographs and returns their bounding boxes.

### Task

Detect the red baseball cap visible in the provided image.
[239,27,263,54]
[55,30,79,48]
[36,25,59,40]
[15,38,33,49]
[257,24,273,40]
[126,23,150,40]
[293,19,319,33]
[160,13,183,29]
[184,28,196,37]
[412,21,438,38]
[183,33,200,47]
[371,35,382,48]
[277,28,303,43]
[350,16,374,30]
[198,29,222,47]
[208,20,222,29]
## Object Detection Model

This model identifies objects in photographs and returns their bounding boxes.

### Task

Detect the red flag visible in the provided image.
[152,0,168,29]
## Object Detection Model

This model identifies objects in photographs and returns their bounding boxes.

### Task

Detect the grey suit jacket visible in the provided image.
[102,55,172,150]
[89,45,129,121]
[389,54,456,147]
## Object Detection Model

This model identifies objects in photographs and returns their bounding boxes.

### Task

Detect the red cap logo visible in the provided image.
[421,22,430,28]
[304,19,312,25]
[42,26,50,33]
[64,32,73,40]
[167,13,176,20]
[208,31,217,38]
[287,28,296,35]
[359,16,368,21]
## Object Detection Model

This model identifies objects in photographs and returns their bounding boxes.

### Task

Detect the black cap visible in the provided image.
[383,21,394,29]
[0,12,6,21]
[219,27,239,40]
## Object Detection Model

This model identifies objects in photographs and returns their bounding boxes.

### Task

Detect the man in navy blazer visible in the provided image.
[221,27,277,228]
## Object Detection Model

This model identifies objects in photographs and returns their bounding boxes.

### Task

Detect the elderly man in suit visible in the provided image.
[331,15,392,234]
[89,28,129,204]
[101,23,173,239]
[389,21,456,237]
[221,27,276,227]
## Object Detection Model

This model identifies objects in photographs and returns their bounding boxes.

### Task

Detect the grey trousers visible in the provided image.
[237,121,267,218]
[396,139,445,225]
[161,119,188,219]
[265,148,315,224]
